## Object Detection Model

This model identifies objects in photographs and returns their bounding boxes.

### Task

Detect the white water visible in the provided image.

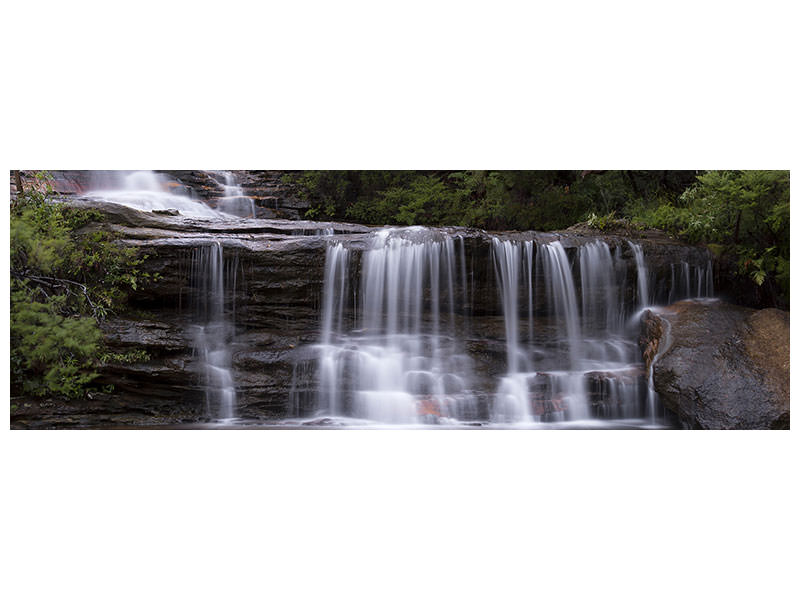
[206,170,257,218]
[668,260,714,302]
[629,241,650,309]
[313,228,476,424]
[85,170,220,217]
[475,237,713,426]
[493,239,593,423]
[308,229,718,427]
[191,242,237,420]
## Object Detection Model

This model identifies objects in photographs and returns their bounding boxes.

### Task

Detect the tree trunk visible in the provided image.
[13,170,24,198]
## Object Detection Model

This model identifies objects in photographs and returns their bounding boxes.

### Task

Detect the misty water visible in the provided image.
[80,170,716,428]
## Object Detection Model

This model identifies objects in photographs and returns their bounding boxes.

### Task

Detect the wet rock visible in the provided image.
[12,191,731,428]
[641,300,789,429]
[101,317,188,352]
[639,310,664,370]
[158,170,310,219]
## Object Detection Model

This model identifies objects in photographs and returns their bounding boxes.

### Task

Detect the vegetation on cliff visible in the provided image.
[288,170,789,306]
[10,173,150,401]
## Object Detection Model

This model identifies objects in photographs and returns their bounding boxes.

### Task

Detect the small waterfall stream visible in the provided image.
[629,241,650,309]
[206,170,257,218]
[191,242,238,421]
[86,170,219,217]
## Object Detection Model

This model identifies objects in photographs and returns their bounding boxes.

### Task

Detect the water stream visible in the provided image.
[85,171,240,420]
[190,242,238,421]
[205,170,257,217]
[86,170,220,217]
[75,173,717,427]
[306,229,715,427]
[313,228,476,424]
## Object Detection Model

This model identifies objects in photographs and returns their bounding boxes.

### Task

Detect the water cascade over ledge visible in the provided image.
[85,170,221,217]
[206,170,257,218]
[299,228,715,428]
[312,228,477,424]
[51,173,719,429]
[190,242,239,421]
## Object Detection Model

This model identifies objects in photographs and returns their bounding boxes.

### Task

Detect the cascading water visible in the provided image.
[492,239,531,423]
[473,237,717,427]
[493,239,594,424]
[628,241,650,309]
[667,260,714,302]
[206,170,257,218]
[191,242,238,421]
[85,170,219,217]
[307,226,719,427]
[312,228,476,425]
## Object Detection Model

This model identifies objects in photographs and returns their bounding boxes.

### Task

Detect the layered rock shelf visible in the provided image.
[9,170,789,430]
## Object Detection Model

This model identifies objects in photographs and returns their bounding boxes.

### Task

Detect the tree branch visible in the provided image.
[11,271,100,317]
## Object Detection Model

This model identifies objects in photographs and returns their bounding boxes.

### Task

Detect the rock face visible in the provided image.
[16,170,311,220]
[641,300,789,429]
[9,192,725,428]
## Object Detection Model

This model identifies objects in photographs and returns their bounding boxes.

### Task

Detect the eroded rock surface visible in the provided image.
[11,196,724,428]
[641,300,789,429]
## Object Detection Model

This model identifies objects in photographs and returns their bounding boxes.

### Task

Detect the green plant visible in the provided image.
[100,349,151,364]
[10,174,153,400]
[628,170,789,304]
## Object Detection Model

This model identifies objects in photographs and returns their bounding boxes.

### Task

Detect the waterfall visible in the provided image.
[191,242,238,421]
[539,241,581,367]
[313,228,476,424]
[492,239,523,374]
[668,259,715,303]
[533,241,588,421]
[206,170,257,218]
[492,239,531,423]
[628,242,649,309]
[85,170,219,217]
[307,229,715,428]
[488,238,657,425]
[318,242,351,416]
[580,240,620,334]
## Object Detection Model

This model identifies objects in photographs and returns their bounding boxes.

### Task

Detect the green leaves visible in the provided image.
[290,169,789,306]
[10,181,149,400]
[10,288,101,398]
[631,170,789,303]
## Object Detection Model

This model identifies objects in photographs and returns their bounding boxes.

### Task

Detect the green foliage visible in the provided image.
[10,173,152,400]
[290,169,789,306]
[347,175,467,225]
[100,349,151,365]
[10,288,102,398]
[585,212,617,231]
[290,170,660,232]
[629,170,789,302]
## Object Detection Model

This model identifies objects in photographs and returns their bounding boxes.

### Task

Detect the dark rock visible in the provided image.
[641,300,789,429]
[11,192,730,428]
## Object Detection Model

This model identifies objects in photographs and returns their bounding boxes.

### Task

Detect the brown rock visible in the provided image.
[641,300,789,429]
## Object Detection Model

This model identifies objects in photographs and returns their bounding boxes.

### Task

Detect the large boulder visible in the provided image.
[641,300,789,429]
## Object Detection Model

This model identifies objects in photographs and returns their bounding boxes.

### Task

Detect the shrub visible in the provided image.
[10,173,151,399]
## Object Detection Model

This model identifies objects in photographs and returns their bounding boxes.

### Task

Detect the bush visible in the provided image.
[629,170,790,303]
[10,173,151,399]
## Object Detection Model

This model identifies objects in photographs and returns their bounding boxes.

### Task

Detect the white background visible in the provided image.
[1,2,797,599]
